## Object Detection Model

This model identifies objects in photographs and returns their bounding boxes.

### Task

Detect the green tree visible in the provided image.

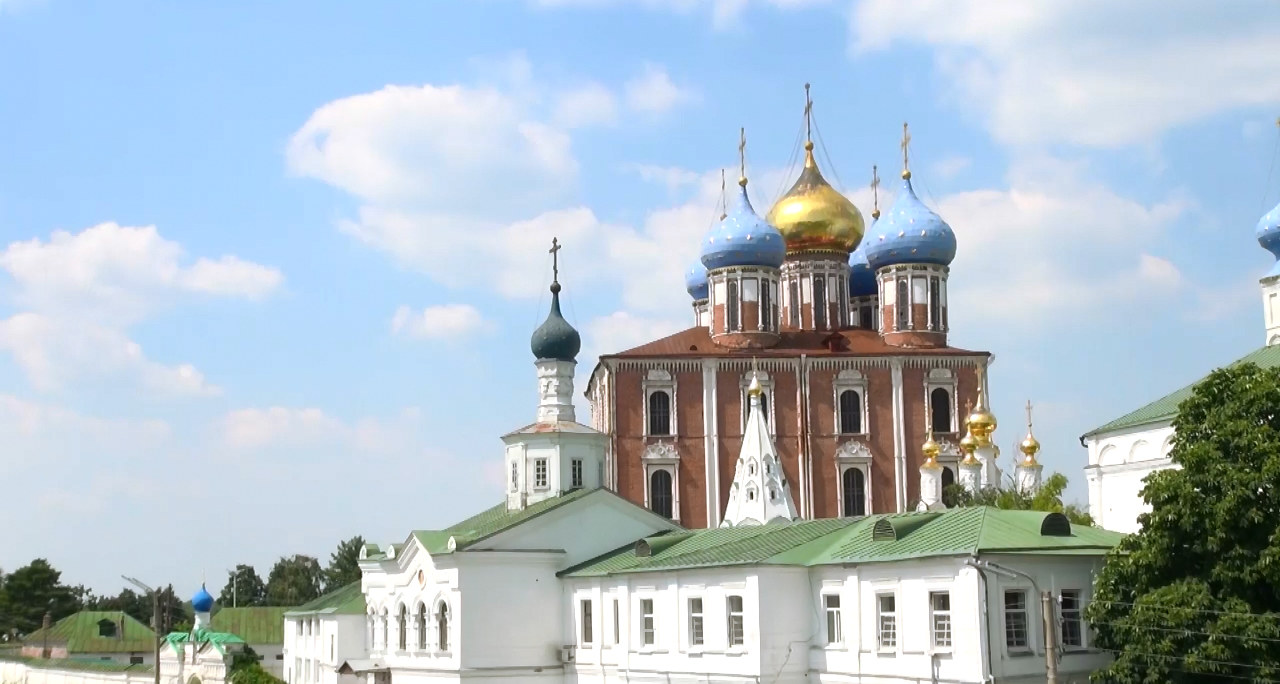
[942,472,1093,525]
[220,566,266,607]
[82,588,150,625]
[324,536,365,593]
[0,560,81,635]
[1088,363,1280,682]
[265,556,322,607]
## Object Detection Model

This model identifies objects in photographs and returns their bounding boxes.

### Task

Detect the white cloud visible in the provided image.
[851,0,1280,147]
[554,83,619,128]
[624,64,693,115]
[529,0,830,27]
[287,83,577,214]
[220,406,426,454]
[931,156,971,180]
[391,304,494,340]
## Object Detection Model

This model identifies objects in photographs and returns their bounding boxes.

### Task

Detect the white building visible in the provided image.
[304,256,1120,684]
[1083,197,1280,533]
[157,586,245,684]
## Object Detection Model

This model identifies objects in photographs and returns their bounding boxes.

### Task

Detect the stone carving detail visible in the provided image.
[642,441,679,463]
[836,439,873,461]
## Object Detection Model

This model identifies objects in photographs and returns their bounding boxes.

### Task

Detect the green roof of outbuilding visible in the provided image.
[209,607,289,645]
[21,611,155,654]
[164,629,244,655]
[561,507,1123,577]
[285,582,366,617]
[1083,345,1280,438]
[410,488,597,555]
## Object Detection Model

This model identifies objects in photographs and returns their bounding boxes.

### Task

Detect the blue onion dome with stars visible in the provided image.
[192,585,215,613]
[848,244,877,297]
[685,260,709,300]
[1258,200,1280,277]
[699,180,787,271]
[863,175,957,271]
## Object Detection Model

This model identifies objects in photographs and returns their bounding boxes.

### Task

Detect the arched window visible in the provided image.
[760,281,772,331]
[842,468,866,517]
[929,277,941,330]
[436,602,450,652]
[727,280,740,332]
[650,469,673,519]
[941,466,955,491]
[896,279,909,331]
[648,391,672,436]
[397,605,407,650]
[789,280,800,328]
[839,390,862,434]
[760,392,769,425]
[930,388,952,433]
[859,305,873,330]
[380,610,388,650]
[814,276,827,330]
[416,604,427,650]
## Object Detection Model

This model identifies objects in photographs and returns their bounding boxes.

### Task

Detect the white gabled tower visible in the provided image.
[721,372,798,527]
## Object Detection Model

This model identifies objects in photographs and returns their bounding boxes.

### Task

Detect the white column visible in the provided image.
[918,465,942,511]
[975,444,1000,489]
[704,359,720,528]
[536,360,576,423]
[890,359,906,512]
[959,460,982,494]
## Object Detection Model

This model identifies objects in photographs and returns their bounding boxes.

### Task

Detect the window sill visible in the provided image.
[927,648,954,657]
[635,648,668,655]
[725,647,748,656]
[875,649,897,657]
[1006,649,1036,658]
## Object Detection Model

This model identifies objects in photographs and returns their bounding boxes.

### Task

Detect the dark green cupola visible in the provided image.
[531,243,581,362]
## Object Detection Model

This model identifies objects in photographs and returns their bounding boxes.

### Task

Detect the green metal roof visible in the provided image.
[0,654,154,673]
[164,629,245,656]
[284,582,366,617]
[209,607,289,645]
[410,488,597,555]
[561,507,1123,577]
[21,611,155,654]
[1083,345,1280,438]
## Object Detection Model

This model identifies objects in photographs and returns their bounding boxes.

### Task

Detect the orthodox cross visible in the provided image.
[738,127,747,186]
[901,122,912,178]
[871,165,881,218]
[1025,399,1035,432]
[720,169,728,221]
[549,237,561,283]
[804,83,813,144]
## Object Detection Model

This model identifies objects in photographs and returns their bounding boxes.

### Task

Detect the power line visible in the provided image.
[1096,647,1280,677]
[1092,600,1280,621]
[1090,620,1280,644]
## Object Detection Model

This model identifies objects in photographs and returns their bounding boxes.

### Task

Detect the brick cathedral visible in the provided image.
[585,122,995,529]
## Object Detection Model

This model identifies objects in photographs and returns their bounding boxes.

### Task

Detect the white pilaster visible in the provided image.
[890,359,906,512]
[703,359,720,528]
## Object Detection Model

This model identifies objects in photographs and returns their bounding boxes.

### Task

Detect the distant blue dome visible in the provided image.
[1258,201,1280,278]
[685,260,709,300]
[700,184,786,271]
[848,244,877,297]
[192,585,214,613]
[863,177,957,271]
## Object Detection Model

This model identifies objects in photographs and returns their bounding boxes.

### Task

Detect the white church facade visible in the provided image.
[1083,197,1280,533]
[268,251,1124,684]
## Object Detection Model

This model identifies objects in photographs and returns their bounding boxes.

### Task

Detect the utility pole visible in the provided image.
[124,575,162,684]
[1042,591,1059,684]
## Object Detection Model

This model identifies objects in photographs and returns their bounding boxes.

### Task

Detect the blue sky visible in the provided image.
[2,0,1279,594]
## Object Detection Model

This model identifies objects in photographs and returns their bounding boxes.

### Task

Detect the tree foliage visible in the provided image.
[1089,363,1280,682]
[0,559,81,635]
[943,472,1093,525]
[220,565,267,608]
[231,646,286,684]
[265,556,322,607]
[324,536,365,593]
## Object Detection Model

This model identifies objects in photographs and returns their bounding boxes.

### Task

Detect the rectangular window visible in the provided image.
[581,600,593,646]
[929,276,941,330]
[641,598,655,646]
[931,592,952,649]
[895,279,909,331]
[1061,590,1083,649]
[129,656,143,665]
[329,634,334,661]
[612,598,620,645]
[859,304,873,330]
[571,459,583,488]
[727,595,745,647]
[1004,590,1029,650]
[534,458,548,488]
[689,598,704,646]
[877,594,897,649]
[813,276,827,330]
[824,594,842,645]
[759,280,772,331]
[510,461,519,492]
[727,279,740,331]
[789,280,800,328]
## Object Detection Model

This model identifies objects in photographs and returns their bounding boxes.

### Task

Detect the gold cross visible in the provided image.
[549,237,561,283]
[738,127,747,186]
[720,169,728,221]
[804,83,813,144]
[871,165,880,214]
[901,122,911,178]
[1025,400,1034,430]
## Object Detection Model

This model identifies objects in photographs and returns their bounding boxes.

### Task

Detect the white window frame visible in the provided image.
[930,591,952,651]
[876,592,897,652]
[611,597,620,647]
[643,442,680,522]
[688,596,705,648]
[726,595,745,649]
[580,598,594,647]
[639,597,656,648]
[1003,588,1032,653]
[1060,590,1085,651]
[822,593,842,646]
[509,460,519,492]
[571,458,584,489]
[924,368,958,433]
[533,458,548,490]
[642,369,677,438]
[835,440,874,517]
[833,369,869,436]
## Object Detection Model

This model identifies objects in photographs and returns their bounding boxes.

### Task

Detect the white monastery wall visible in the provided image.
[0,660,154,684]
[1085,423,1178,533]
[457,553,563,670]
[471,494,675,567]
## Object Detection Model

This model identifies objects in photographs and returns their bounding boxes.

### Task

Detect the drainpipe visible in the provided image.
[964,558,995,684]
[801,355,814,518]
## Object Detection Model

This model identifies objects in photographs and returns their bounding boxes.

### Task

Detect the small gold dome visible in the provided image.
[922,431,942,468]
[1019,400,1041,465]
[967,390,997,445]
[959,428,979,465]
[766,145,865,255]
[748,372,764,397]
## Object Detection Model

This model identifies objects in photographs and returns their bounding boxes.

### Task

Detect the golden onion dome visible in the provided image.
[766,143,865,255]
[1019,400,1041,465]
[921,431,942,468]
[967,389,997,445]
